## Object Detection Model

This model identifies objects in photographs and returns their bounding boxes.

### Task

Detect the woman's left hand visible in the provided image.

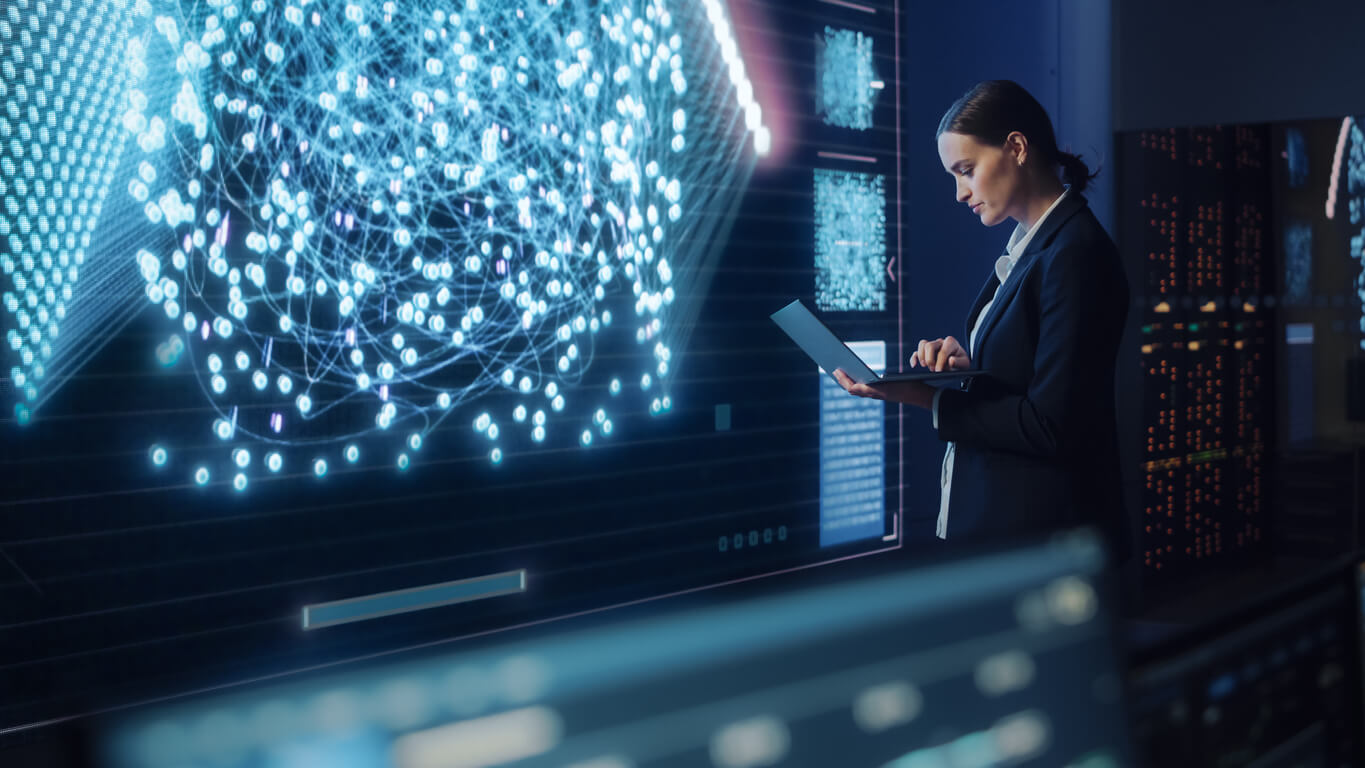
[832,369,936,409]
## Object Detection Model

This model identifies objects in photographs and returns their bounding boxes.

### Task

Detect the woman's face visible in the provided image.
[936,131,1024,227]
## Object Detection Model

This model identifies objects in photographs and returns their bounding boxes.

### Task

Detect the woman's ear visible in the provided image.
[1005,131,1029,167]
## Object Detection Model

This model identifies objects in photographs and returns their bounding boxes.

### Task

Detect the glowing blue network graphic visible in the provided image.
[815,27,880,131]
[814,168,886,312]
[101,0,767,489]
[1348,117,1365,345]
[1,0,146,426]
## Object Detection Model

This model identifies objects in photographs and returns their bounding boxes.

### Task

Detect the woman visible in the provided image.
[834,80,1129,557]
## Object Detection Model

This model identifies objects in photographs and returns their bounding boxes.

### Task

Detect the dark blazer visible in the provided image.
[936,192,1129,559]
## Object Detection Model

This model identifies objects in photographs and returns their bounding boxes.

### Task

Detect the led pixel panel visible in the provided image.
[0,0,142,425]
[119,0,765,489]
[1283,220,1312,304]
[815,26,879,131]
[819,339,885,547]
[814,167,886,312]
[1285,127,1307,189]
[1347,117,1365,344]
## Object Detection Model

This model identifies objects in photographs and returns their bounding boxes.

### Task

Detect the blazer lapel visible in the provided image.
[969,193,1089,362]
[965,268,1001,344]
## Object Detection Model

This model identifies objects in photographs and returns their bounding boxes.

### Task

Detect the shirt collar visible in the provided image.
[996,187,1071,282]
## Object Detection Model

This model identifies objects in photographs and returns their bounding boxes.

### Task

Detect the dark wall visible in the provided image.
[900,0,1115,542]
[1114,0,1365,131]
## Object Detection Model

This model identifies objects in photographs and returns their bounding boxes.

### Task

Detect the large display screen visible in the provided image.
[1271,117,1365,448]
[0,0,908,731]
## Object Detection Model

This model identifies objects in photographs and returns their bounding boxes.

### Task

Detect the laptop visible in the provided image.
[770,299,985,386]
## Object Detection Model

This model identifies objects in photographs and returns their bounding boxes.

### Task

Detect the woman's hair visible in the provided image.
[936,80,1097,193]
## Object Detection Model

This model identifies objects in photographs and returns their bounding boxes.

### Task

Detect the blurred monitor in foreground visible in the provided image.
[98,531,1130,768]
[1129,561,1363,766]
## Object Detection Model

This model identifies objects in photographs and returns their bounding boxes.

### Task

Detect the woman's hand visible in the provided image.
[832,369,935,409]
[911,336,970,371]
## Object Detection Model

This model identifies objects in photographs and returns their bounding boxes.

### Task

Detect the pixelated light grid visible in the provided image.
[819,339,883,548]
[1282,221,1311,305]
[815,26,880,131]
[1,0,147,425]
[814,168,886,312]
[1348,116,1365,346]
[122,0,763,488]
[1285,127,1307,190]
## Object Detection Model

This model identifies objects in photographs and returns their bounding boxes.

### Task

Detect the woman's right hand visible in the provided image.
[911,336,970,371]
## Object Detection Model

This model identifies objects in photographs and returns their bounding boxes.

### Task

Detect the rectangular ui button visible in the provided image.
[302,569,527,630]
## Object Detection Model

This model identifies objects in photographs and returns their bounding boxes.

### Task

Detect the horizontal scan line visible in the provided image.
[816,151,879,164]
[302,569,527,629]
[817,0,878,14]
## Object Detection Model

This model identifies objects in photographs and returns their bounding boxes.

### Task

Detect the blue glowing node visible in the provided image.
[397,453,410,471]
[490,447,503,465]
[814,168,887,312]
[117,0,764,486]
[233,448,250,468]
[150,445,168,467]
[156,336,186,367]
[233,473,248,492]
[267,452,283,472]
[313,459,328,478]
[194,466,210,486]
[345,444,360,463]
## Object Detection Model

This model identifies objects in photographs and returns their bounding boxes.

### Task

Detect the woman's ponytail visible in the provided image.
[1057,150,1097,194]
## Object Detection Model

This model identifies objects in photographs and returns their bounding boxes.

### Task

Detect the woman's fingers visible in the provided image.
[833,369,885,400]
[935,343,953,371]
[914,338,974,371]
[916,339,942,369]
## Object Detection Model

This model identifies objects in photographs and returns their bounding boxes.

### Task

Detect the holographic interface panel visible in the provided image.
[0,0,906,732]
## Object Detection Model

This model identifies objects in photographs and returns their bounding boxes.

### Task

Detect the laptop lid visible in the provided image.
[770,299,983,386]
[770,299,880,383]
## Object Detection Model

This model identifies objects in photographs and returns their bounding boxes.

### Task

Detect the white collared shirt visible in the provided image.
[934,188,1070,539]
